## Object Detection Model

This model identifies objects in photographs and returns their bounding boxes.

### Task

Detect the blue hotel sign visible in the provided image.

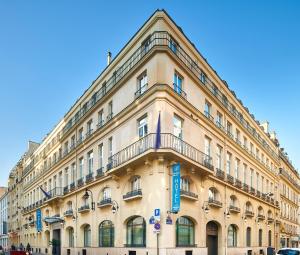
[172,163,181,213]
[36,208,42,232]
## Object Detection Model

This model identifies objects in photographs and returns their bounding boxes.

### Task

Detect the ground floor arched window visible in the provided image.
[227,225,237,247]
[246,227,251,247]
[258,229,263,247]
[176,216,195,247]
[127,216,146,247]
[68,228,74,247]
[268,230,272,247]
[83,225,91,247]
[99,220,114,247]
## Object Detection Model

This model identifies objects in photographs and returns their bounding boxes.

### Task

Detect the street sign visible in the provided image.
[149,216,155,224]
[166,216,172,225]
[154,222,161,233]
[154,209,161,221]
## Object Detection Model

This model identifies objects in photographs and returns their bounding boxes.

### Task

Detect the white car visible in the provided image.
[277,248,300,255]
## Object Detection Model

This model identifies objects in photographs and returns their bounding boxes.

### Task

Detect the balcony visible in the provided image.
[208,198,222,208]
[96,168,104,179]
[97,120,105,129]
[135,83,148,98]
[243,183,249,192]
[173,83,187,99]
[63,186,69,195]
[261,193,266,200]
[204,111,214,122]
[180,190,198,200]
[86,129,93,139]
[77,178,84,188]
[85,172,94,184]
[256,190,261,198]
[97,198,112,208]
[229,205,240,213]
[216,168,225,180]
[234,179,242,188]
[107,113,113,122]
[245,210,254,217]
[107,133,213,173]
[46,187,63,202]
[78,205,90,213]
[267,217,274,223]
[123,189,142,201]
[250,187,255,195]
[257,214,265,220]
[215,121,225,132]
[64,209,73,217]
[226,174,234,185]
[70,182,75,191]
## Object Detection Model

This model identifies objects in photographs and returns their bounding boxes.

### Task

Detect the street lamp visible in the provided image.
[111,200,119,214]
[202,201,210,214]
[83,188,95,210]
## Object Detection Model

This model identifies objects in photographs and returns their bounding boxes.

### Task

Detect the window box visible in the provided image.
[97,198,112,208]
[208,198,222,208]
[180,190,198,200]
[78,205,90,213]
[123,189,142,201]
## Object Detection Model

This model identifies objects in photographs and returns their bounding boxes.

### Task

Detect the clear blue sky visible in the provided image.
[0,1,299,186]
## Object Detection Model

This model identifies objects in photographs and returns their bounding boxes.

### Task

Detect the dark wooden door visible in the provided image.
[206,222,218,255]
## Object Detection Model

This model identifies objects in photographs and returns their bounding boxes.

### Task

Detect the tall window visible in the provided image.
[108,101,113,120]
[131,176,141,191]
[227,121,232,136]
[173,73,183,95]
[250,169,254,187]
[228,225,237,247]
[99,221,114,247]
[78,128,83,142]
[98,110,104,127]
[246,227,251,247]
[256,173,259,191]
[176,217,195,247]
[87,119,93,136]
[108,137,113,159]
[58,172,63,188]
[268,230,272,247]
[243,136,248,149]
[137,72,147,95]
[71,136,75,149]
[71,163,76,183]
[216,112,223,127]
[87,151,93,174]
[226,152,231,175]
[204,101,211,117]
[79,158,84,179]
[203,138,211,159]
[64,168,68,187]
[83,225,91,247]
[102,187,111,200]
[243,164,247,184]
[180,177,190,192]
[200,72,206,84]
[234,158,240,179]
[169,37,178,53]
[127,216,146,247]
[68,228,74,247]
[236,129,240,143]
[138,116,148,138]
[173,115,183,139]
[258,229,263,247]
[98,143,103,169]
[216,146,222,170]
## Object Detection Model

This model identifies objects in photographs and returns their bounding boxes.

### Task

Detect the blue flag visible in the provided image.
[155,113,161,149]
[39,186,51,199]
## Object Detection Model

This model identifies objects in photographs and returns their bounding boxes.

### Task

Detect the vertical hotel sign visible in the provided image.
[36,208,42,232]
[172,163,181,213]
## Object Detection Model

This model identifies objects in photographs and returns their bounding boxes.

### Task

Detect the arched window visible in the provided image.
[127,216,146,247]
[227,225,237,247]
[131,176,141,191]
[99,220,114,247]
[180,177,190,192]
[208,187,219,202]
[268,230,272,247]
[176,217,195,247]
[258,229,263,247]
[68,228,74,247]
[102,187,111,201]
[83,225,91,247]
[246,227,251,247]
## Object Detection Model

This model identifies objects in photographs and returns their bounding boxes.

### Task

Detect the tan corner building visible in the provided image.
[6,9,300,255]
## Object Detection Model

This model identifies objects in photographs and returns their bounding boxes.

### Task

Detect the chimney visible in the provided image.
[260,121,269,134]
[107,51,112,66]
[270,131,277,141]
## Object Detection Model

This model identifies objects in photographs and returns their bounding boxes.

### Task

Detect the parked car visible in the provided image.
[277,248,300,255]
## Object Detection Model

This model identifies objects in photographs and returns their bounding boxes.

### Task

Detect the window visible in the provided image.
[131,176,141,191]
[200,72,206,84]
[258,229,263,247]
[169,37,178,53]
[250,169,254,187]
[227,121,232,136]
[127,216,146,247]
[137,72,148,95]
[204,101,212,118]
[236,129,240,143]
[98,110,104,127]
[64,168,68,187]
[142,37,150,53]
[256,173,259,191]
[228,225,237,247]
[98,143,103,169]
[176,217,195,247]
[243,164,247,184]
[173,73,183,95]
[108,137,113,159]
[226,152,231,175]
[68,227,74,247]
[102,187,111,200]
[78,128,83,142]
[243,137,248,149]
[208,188,218,201]
[180,177,190,192]
[216,146,222,170]
[87,151,93,174]
[71,136,75,149]
[204,137,211,157]
[173,115,183,139]
[234,158,240,179]
[79,158,84,179]
[71,163,76,183]
[83,225,91,247]
[138,116,148,138]
[246,227,251,247]
[216,112,223,127]
[108,101,113,120]
[99,221,114,247]
[87,120,93,136]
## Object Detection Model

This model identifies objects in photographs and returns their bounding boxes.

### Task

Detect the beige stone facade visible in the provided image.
[6,9,300,255]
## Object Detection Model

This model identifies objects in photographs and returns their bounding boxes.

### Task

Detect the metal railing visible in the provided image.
[180,189,198,199]
[97,198,112,206]
[78,204,90,212]
[135,83,148,98]
[173,83,187,99]
[107,133,213,172]
[123,189,142,199]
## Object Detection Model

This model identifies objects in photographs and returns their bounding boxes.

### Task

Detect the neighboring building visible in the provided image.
[0,189,8,251]
[6,9,300,255]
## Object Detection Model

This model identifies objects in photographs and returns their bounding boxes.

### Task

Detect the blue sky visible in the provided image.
[0,1,299,186]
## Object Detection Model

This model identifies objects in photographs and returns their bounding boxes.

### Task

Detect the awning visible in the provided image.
[44,216,64,224]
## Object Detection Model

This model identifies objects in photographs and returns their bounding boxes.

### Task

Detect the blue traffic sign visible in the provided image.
[154,209,160,217]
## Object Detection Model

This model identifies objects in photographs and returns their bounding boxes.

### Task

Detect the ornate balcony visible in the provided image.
[70,182,75,191]
[208,198,222,208]
[96,168,104,179]
[97,198,112,208]
[229,205,240,213]
[226,174,234,185]
[250,187,255,195]
[78,205,90,213]
[257,214,265,220]
[234,179,242,188]
[85,172,94,184]
[256,190,261,198]
[180,190,198,200]
[123,189,142,201]
[77,178,84,188]
[63,186,69,195]
[216,168,225,180]
[243,183,249,192]
[245,210,254,217]
[64,209,73,217]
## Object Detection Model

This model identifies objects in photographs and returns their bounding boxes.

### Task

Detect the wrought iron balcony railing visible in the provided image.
[180,190,198,199]
[123,189,142,200]
[107,133,213,172]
